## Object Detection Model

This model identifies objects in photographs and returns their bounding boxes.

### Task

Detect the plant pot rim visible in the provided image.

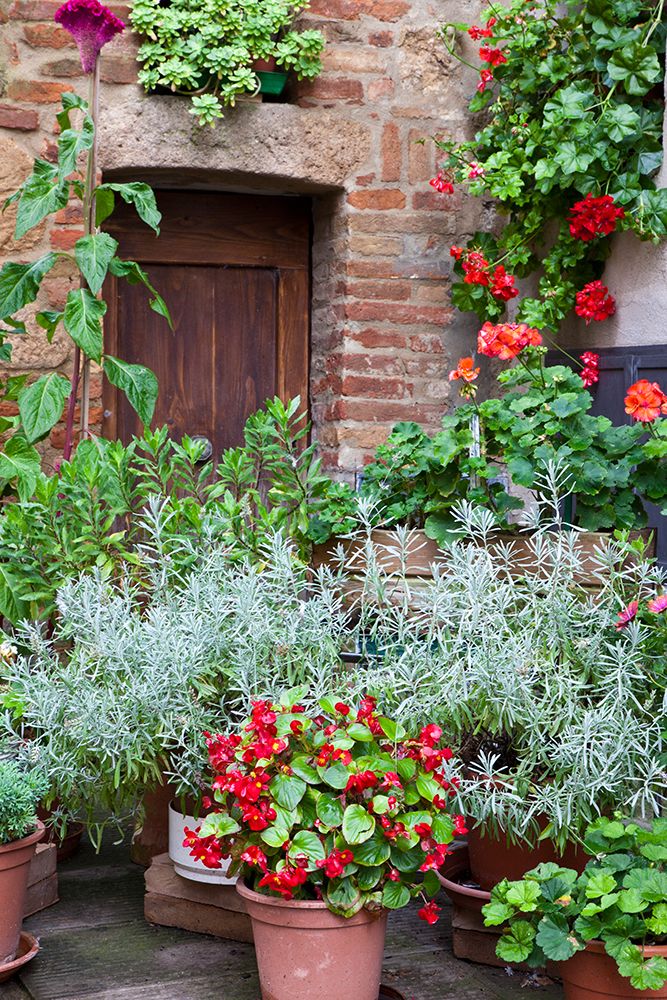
[581,939,667,958]
[236,877,387,918]
[0,932,40,983]
[437,862,491,902]
[0,819,45,855]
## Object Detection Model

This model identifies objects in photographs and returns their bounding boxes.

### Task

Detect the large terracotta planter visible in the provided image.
[466,825,584,892]
[0,821,45,964]
[131,777,175,866]
[236,879,388,1000]
[561,940,667,999]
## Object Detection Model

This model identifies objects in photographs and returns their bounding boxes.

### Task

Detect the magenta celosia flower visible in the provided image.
[55,0,124,73]
[647,594,667,614]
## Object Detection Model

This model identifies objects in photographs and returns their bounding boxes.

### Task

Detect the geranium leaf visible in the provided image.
[536,915,580,962]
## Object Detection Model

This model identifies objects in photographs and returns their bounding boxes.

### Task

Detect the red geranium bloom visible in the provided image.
[624,380,667,423]
[479,45,507,66]
[468,162,485,180]
[449,357,480,383]
[615,600,638,630]
[414,823,432,839]
[55,0,124,73]
[418,900,441,925]
[579,350,600,388]
[568,193,625,242]
[429,172,454,195]
[345,770,378,794]
[477,321,542,360]
[575,281,616,324]
[490,264,519,301]
[462,251,490,286]
[468,23,494,39]
[450,245,464,260]
[477,68,494,92]
[453,814,468,836]
[647,594,667,614]
[241,845,268,871]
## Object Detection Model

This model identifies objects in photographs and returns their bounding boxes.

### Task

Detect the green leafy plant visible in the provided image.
[434,0,666,332]
[0,92,170,496]
[131,0,325,126]
[182,693,465,923]
[483,816,667,991]
[0,760,47,845]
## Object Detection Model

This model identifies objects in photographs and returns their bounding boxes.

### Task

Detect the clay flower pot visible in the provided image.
[236,879,388,1000]
[466,824,584,891]
[561,940,667,999]
[0,821,45,965]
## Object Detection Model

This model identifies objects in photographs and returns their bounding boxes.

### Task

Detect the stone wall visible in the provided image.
[0,0,664,475]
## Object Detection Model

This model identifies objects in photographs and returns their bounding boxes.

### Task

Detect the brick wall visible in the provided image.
[0,0,485,474]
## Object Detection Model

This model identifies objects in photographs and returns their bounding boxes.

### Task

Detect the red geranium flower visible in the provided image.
[615,600,638,630]
[624,379,667,423]
[418,900,441,925]
[462,251,490,286]
[468,22,494,39]
[490,264,519,301]
[449,357,480,383]
[477,68,494,92]
[429,172,454,194]
[575,281,616,324]
[568,193,625,242]
[579,351,600,388]
[477,321,542,360]
[450,245,464,260]
[479,45,507,66]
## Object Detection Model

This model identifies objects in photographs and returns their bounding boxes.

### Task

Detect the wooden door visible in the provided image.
[102,191,310,456]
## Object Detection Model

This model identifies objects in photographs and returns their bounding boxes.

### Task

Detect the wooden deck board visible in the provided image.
[3,837,564,1000]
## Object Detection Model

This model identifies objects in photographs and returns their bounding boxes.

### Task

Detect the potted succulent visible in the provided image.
[182,692,467,1000]
[482,816,667,997]
[0,761,46,972]
[130,0,325,126]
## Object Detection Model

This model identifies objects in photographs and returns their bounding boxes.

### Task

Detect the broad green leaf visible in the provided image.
[496,922,536,964]
[56,91,88,132]
[0,254,58,319]
[270,773,307,811]
[0,564,29,624]
[35,310,63,342]
[353,833,391,867]
[199,812,240,839]
[342,804,376,845]
[347,722,374,742]
[622,869,667,901]
[415,772,441,802]
[617,888,648,913]
[432,814,455,844]
[325,876,363,916]
[75,232,118,295]
[290,756,319,784]
[0,435,41,500]
[58,114,94,179]
[506,881,541,911]
[103,356,158,426]
[356,865,383,891]
[607,43,662,95]
[482,900,514,926]
[260,825,289,848]
[319,762,350,790]
[99,182,161,233]
[18,373,70,443]
[108,256,172,328]
[585,870,618,899]
[379,717,406,741]
[288,830,326,867]
[15,175,69,239]
[536,915,580,961]
[646,903,667,936]
[316,792,344,828]
[95,186,116,227]
[382,881,410,910]
[63,288,106,362]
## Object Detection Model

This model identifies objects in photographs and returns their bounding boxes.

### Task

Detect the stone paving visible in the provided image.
[2,839,564,1000]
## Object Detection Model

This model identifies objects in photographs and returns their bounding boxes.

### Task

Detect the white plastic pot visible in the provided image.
[168,800,236,885]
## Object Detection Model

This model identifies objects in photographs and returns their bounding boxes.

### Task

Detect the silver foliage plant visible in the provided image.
[342,471,667,849]
[4,525,348,843]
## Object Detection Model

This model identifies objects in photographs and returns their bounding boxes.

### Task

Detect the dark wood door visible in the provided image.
[102,191,310,456]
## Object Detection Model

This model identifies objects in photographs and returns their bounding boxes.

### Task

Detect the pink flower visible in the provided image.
[430,172,454,195]
[55,0,124,73]
[615,600,638,630]
[647,594,667,614]
[467,162,485,180]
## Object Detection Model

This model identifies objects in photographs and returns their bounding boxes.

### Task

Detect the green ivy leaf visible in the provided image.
[342,804,376,845]
[0,253,58,320]
[103,355,158,426]
[63,288,106,362]
[74,232,119,295]
[18,373,70,443]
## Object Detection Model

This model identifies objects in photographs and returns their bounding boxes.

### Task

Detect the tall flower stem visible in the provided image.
[62,60,99,461]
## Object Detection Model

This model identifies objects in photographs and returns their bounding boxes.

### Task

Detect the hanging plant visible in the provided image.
[431,0,667,334]
[130,0,325,127]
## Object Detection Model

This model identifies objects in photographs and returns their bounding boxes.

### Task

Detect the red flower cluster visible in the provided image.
[418,900,441,925]
[490,264,518,301]
[356,695,383,735]
[575,281,616,324]
[258,862,308,901]
[454,249,518,302]
[429,171,454,195]
[345,770,378,794]
[242,700,288,762]
[477,321,542,360]
[317,743,352,768]
[479,45,507,66]
[204,731,241,770]
[477,68,494,92]
[624,379,667,423]
[241,845,268,871]
[568,193,625,242]
[648,594,667,614]
[316,849,354,879]
[183,826,225,869]
[468,17,496,39]
[580,351,600,388]
[449,357,480,384]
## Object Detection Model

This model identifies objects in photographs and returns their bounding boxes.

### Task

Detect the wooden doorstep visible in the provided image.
[144,853,253,944]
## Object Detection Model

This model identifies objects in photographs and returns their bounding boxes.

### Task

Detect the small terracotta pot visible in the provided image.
[561,940,667,999]
[236,879,388,1000]
[0,821,45,964]
[467,824,584,892]
[253,56,278,72]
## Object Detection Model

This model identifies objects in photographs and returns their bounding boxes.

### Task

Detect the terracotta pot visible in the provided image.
[561,940,667,999]
[437,849,491,916]
[38,806,84,863]
[236,879,388,1000]
[467,824,584,892]
[130,777,175,867]
[0,931,39,984]
[0,821,44,964]
[253,56,278,72]
[168,801,236,885]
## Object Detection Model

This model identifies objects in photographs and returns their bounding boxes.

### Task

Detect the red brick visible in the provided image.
[341,375,405,398]
[54,203,84,224]
[309,0,408,20]
[345,301,449,325]
[368,77,395,101]
[23,23,73,47]
[0,104,38,130]
[381,122,401,182]
[354,173,376,187]
[0,402,19,416]
[40,58,83,78]
[298,78,363,102]
[346,261,404,279]
[7,79,74,103]
[369,30,393,46]
[100,56,137,84]
[10,0,128,18]
[341,353,403,375]
[412,190,454,211]
[410,333,446,354]
[349,328,409,350]
[50,228,84,250]
[347,189,405,210]
[330,399,444,423]
[408,128,436,183]
[346,279,411,301]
